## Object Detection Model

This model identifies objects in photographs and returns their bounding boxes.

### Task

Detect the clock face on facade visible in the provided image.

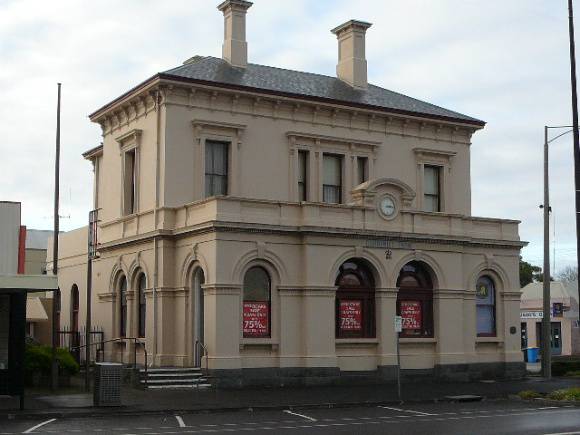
[379,196,396,219]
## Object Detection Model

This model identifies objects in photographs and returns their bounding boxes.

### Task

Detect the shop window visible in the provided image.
[119,275,127,338]
[298,150,308,201]
[205,140,229,197]
[335,259,375,338]
[137,274,147,338]
[70,285,79,332]
[423,165,441,212]
[396,261,434,338]
[323,154,342,204]
[242,267,271,338]
[476,276,496,336]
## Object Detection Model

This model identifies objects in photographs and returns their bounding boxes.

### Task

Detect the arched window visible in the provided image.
[137,274,146,338]
[335,259,375,339]
[119,275,127,338]
[71,285,79,332]
[242,266,271,338]
[476,276,496,337]
[397,261,434,338]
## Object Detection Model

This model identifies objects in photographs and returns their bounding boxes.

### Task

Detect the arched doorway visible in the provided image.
[396,261,434,337]
[335,259,376,338]
[192,268,205,367]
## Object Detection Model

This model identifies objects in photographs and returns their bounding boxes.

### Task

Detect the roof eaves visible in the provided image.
[88,74,162,121]
[82,144,103,160]
[158,72,486,128]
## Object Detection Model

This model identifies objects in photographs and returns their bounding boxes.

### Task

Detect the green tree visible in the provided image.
[520,258,542,287]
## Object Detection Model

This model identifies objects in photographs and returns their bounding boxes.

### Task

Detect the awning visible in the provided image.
[0,274,58,293]
[26,297,48,322]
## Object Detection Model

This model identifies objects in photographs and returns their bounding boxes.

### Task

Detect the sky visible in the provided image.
[0,0,578,274]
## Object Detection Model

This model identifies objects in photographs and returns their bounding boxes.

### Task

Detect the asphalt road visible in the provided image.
[2,400,580,435]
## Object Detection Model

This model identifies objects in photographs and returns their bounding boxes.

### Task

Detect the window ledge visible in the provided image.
[335,338,379,345]
[399,337,437,344]
[476,336,503,343]
[239,339,279,350]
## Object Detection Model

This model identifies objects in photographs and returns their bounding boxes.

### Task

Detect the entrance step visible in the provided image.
[139,367,212,390]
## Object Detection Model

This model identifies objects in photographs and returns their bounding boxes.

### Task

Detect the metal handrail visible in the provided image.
[72,337,148,387]
[195,340,209,373]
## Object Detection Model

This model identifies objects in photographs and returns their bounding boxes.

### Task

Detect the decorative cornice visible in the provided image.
[97,218,526,253]
[413,147,457,158]
[286,131,381,150]
[116,128,142,146]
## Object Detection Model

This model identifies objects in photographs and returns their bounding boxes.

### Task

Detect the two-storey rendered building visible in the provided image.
[50,0,526,386]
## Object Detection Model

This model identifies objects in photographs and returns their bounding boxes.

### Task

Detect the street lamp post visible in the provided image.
[542,125,578,378]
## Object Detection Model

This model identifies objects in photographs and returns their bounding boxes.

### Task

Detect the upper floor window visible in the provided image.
[205,140,229,198]
[298,150,308,202]
[357,156,368,185]
[423,165,441,212]
[476,276,496,337]
[323,154,342,204]
[242,266,271,338]
[123,149,137,215]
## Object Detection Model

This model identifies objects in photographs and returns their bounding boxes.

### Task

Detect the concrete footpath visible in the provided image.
[1,376,580,419]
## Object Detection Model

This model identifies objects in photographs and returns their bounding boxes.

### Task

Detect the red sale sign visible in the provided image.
[243,302,269,337]
[339,300,362,331]
[400,301,422,330]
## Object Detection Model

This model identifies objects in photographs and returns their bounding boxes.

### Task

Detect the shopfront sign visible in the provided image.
[520,311,543,319]
[400,301,422,330]
[339,300,362,331]
[243,302,269,337]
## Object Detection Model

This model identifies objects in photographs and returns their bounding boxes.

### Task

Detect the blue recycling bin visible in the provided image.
[526,347,540,363]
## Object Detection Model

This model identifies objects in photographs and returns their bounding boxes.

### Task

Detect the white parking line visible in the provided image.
[283,409,317,422]
[175,416,186,428]
[22,418,57,433]
[379,406,437,416]
[543,432,580,435]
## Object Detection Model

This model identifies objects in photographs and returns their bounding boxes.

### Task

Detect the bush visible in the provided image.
[551,360,580,376]
[24,344,79,378]
[518,390,542,400]
[565,370,580,377]
[547,388,580,401]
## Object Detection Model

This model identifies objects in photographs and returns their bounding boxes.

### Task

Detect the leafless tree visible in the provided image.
[556,265,578,282]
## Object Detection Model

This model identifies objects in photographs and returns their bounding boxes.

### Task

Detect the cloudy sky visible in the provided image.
[0,0,577,273]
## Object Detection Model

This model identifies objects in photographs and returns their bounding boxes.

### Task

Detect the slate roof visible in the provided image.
[159,56,484,126]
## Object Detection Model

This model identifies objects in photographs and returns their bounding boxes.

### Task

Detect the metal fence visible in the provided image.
[58,326,104,364]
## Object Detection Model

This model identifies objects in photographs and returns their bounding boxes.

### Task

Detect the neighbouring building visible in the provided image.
[0,202,57,406]
[520,281,580,357]
[49,1,526,386]
[23,229,52,344]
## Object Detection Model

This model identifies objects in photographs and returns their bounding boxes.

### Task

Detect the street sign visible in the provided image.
[395,315,403,333]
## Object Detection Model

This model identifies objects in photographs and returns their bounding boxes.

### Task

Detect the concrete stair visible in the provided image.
[139,367,212,389]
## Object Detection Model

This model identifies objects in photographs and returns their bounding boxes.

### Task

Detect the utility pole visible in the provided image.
[542,126,552,379]
[51,83,61,391]
[85,210,97,391]
[568,0,580,338]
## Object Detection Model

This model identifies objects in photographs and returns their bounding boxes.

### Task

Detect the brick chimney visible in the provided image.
[331,20,372,89]
[218,0,253,68]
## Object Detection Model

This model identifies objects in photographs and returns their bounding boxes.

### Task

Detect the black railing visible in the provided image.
[58,326,104,364]
[71,337,148,386]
